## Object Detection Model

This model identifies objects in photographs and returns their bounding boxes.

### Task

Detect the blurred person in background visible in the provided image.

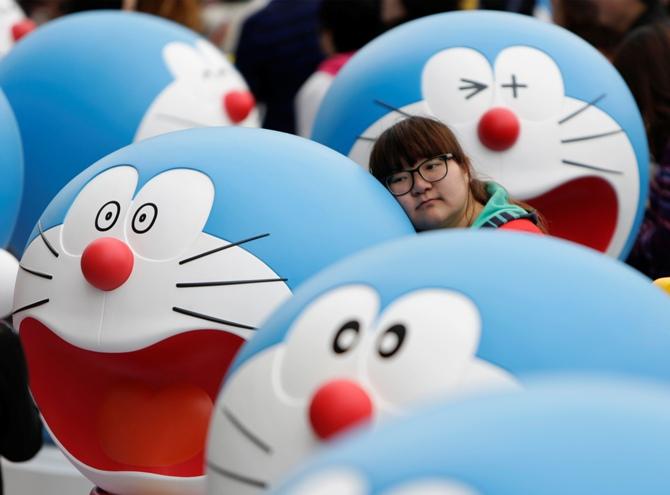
[614,21,670,279]
[554,0,666,58]
[235,0,323,133]
[295,0,383,137]
[0,320,42,495]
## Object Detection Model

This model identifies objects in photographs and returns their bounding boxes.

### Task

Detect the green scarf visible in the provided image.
[470,182,530,229]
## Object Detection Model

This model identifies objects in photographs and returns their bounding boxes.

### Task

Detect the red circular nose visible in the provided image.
[81,237,134,291]
[11,19,36,42]
[308,379,373,441]
[223,90,255,124]
[477,107,520,151]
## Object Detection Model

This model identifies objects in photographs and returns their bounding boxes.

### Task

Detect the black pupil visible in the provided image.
[378,324,406,358]
[139,213,147,222]
[332,320,360,354]
[105,212,112,221]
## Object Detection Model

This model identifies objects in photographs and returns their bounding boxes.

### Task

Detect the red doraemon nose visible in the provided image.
[223,90,255,124]
[308,379,373,441]
[11,19,36,42]
[477,107,520,152]
[81,237,134,291]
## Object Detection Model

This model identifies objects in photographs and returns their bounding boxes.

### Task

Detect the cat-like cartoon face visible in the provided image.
[135,40,257,141]
[0,0,32,56]
[207,230,670,494]
[14,127,414,495]
[272,379,670,495]
[312,11,648,258]
[0,11,258,256]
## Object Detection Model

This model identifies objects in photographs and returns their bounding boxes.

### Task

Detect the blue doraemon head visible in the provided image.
[273,377,670,494]
[0,10,259,255]
[207,230,670,494]
[0,88,22,248]
[312,11,648,259]
[13,127,413,495]
[0,87,22,316]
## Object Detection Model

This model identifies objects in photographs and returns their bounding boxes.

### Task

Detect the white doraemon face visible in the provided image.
[135,40,258,141]
[349,47,638,256]
[207,285,518,494]
[14,166,290,495]
[0,0,32,56]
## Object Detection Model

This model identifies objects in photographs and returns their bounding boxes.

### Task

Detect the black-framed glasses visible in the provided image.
[384,153,453,196]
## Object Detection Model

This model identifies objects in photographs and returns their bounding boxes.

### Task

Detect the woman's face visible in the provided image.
[392,155,474,231]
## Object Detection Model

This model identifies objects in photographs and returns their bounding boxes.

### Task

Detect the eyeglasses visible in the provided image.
[384,153,452,196]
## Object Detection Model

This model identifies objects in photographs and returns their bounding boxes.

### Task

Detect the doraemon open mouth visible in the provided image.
[526,176,617,252]
[21,318,244,476]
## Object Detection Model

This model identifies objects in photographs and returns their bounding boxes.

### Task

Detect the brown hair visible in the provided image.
[614,21,670,162]
[369,116,547,231]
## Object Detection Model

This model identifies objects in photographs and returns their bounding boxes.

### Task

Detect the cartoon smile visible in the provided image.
[14,165,290,490]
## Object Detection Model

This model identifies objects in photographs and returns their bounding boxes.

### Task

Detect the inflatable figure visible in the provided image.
[312,11,648,258]
[0,0,34,57]
[207,230,670,494]
[0,88,23,316]
[0,10,259,255]
[273,378,670,494]
[13,127,413,495]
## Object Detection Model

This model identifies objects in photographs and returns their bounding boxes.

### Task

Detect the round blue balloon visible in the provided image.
[274,377,670,494]
[207,230,670,494]
[0,10,259,254]
[312,11,648,259]
[0,88,23,248]
[14,126,413,495]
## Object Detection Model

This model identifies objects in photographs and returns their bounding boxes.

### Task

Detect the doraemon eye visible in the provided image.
[125,168,214,261]
[422,48,494,124]
[95,201,121,232]
[494,46,564,121]
[333,320,362,354]
[61,166,138,255]
[376,323,406,358]
[278,285,379,399]
[130,202,157,234]
[365,289,482,407]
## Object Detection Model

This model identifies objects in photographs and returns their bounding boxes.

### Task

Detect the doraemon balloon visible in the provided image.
[0,10,259,255]
[273,378,670,494]
[206,230,670,494]
[0,88,22,316]
[13,127,413,495]
[312,11,648,258]
[0,0,34,57]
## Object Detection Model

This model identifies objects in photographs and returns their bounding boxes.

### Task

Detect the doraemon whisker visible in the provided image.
[20,265,53,280]
[356,135,376,142]
[561,129,623,144]
[38,222,59,258]
[561,159,622,175]
[221,407,273,454]
[558,93,606,125]
[206,462,267,489]
[373,99,412,118]
[178,233,270,265]
[176,277,287,288]
[172,306,256,330]
[12,298,49,315]
[155,113,207,128]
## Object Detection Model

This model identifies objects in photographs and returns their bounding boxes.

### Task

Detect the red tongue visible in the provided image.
[98,382,212,467]
[526,176,617,253]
